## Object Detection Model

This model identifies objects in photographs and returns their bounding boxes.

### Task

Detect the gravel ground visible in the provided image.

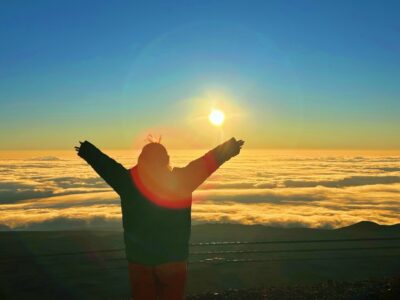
[187,277,400,300]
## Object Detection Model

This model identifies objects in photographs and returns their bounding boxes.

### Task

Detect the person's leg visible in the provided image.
[128,263,158,300]
[154,261,187,300]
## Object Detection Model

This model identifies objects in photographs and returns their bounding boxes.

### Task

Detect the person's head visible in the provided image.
[137,142,170,171]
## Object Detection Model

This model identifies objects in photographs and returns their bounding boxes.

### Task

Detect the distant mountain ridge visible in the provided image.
[336,221,400,231]
[192,220,400,231]
[1,220,399,232]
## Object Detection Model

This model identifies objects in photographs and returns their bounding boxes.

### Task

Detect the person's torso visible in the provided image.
[117,166,193,264]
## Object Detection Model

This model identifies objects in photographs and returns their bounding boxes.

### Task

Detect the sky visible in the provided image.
[1,0,399,150]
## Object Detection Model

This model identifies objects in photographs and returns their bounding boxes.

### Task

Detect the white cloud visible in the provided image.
[1,150,400,230]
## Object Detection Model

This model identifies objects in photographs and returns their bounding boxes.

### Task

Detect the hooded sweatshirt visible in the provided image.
[77,140,236,265]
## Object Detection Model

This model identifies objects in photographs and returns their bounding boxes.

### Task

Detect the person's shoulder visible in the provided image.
[171,166,184,174]
[120,168,134,186]
[171,167,189,180]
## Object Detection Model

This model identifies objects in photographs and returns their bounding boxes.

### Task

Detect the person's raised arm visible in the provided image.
[75,141,127,194]
[178,137,244,192]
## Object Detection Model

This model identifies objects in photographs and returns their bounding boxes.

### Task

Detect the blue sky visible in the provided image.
[1,0,399,150]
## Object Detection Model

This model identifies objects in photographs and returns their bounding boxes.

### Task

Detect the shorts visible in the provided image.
[128,261,187,300]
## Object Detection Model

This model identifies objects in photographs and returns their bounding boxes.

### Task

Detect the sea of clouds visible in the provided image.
[1,149,399,230]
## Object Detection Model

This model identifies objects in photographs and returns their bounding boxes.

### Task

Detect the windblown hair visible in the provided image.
[138,135,169,169]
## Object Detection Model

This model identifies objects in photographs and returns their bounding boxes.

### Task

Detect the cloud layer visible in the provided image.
[1,150,399,230]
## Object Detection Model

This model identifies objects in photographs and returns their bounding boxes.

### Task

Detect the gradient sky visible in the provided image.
[1,0,399,150]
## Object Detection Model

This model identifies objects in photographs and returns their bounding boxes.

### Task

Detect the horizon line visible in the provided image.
[1,148,400,152]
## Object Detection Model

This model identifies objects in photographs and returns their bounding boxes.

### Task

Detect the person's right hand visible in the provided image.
[223,137,245,159]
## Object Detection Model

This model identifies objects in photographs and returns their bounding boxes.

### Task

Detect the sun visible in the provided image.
[209,109,225,126]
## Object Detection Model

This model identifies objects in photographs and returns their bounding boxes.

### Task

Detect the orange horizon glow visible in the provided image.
[2,148,400,160]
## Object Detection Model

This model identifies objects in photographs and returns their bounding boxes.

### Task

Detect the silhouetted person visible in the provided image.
[75,137,244,300]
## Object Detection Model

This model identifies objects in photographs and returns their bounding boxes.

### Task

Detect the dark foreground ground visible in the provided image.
[0,222,399,299]
[188,277,400,300]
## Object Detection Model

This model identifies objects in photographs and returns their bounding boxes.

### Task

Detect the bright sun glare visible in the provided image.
[209,109,225,126]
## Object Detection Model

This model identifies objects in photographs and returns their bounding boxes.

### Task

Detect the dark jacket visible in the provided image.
[78,141,234,265]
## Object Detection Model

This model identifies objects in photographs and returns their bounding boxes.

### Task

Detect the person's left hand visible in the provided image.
[74,141,84,153]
